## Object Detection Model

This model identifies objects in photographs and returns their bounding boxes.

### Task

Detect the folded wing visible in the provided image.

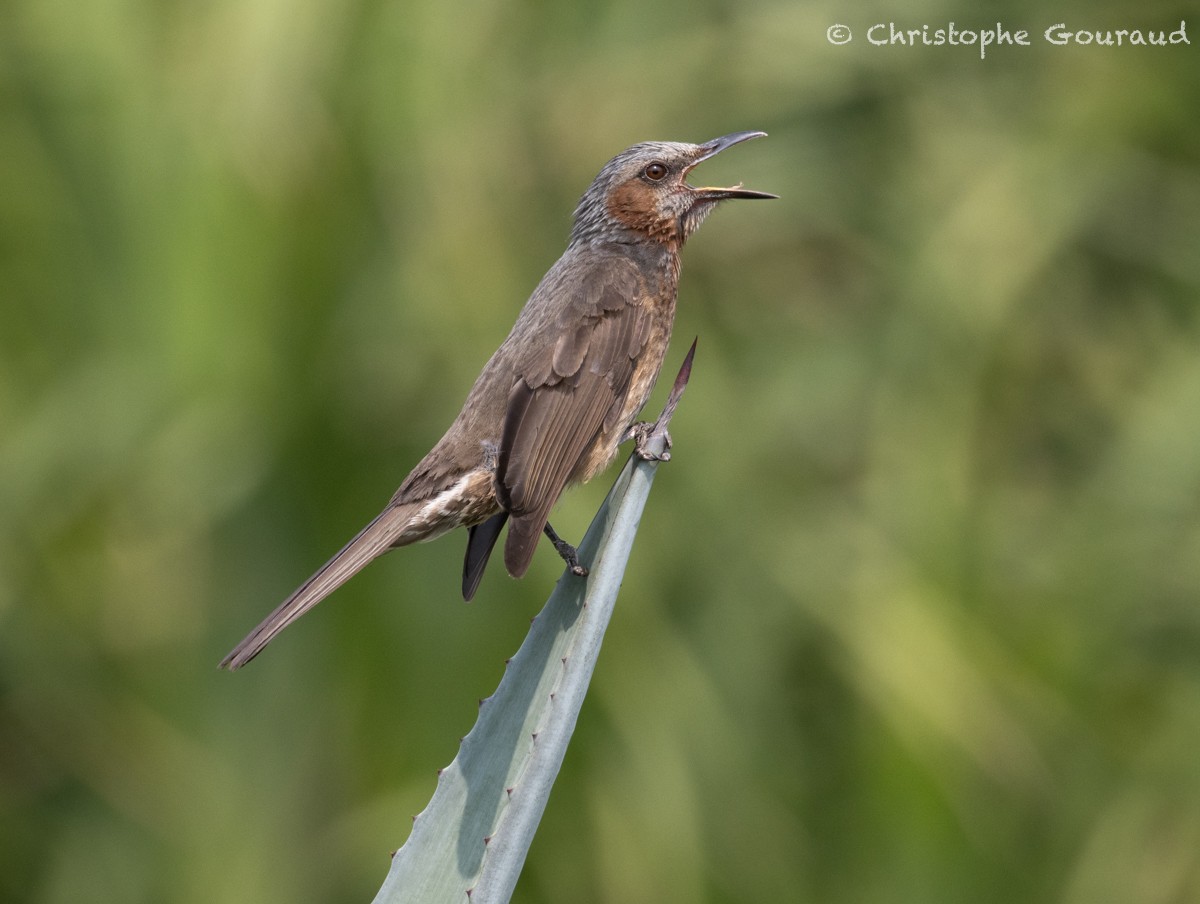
[497,257,653,577]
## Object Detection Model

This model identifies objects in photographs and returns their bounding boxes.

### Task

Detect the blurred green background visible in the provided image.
[3,0,1199,900]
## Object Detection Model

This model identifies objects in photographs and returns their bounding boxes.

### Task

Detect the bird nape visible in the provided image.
[220,131,775,670]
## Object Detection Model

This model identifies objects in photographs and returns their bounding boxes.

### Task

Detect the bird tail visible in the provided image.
[219,502,421,670]
[463,512,508,601]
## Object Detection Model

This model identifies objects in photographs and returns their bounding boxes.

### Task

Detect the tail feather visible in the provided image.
[462,512,507,601]
[219,503,418,670]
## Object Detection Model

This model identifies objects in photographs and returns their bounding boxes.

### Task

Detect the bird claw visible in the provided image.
[624,337,695,464]
[627,422,673,462]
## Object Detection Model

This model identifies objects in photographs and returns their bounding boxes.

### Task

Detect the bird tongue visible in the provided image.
[691,183,778,200]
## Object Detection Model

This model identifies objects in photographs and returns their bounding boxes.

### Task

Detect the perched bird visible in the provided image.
[220,131,775,670]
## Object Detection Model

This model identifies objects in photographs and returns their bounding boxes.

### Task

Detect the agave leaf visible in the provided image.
[372,343,694,904]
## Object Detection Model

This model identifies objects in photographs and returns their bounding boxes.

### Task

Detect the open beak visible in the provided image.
[686,131,778,201]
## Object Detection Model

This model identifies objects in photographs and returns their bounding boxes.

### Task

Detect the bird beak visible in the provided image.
[686,131,778,201]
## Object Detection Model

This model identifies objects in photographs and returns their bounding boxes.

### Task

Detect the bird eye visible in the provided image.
[643,162,669,181]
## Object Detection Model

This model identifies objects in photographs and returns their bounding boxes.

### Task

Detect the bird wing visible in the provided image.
[497,256,654,578]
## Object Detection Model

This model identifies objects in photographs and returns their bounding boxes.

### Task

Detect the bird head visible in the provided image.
[570,131,776,248]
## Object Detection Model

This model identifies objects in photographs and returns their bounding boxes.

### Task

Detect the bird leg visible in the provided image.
[544,341,698,580]
[543,522,589,577]
[622,337,697,463]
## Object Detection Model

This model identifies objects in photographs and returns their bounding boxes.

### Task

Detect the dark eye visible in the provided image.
[643,162,669,181]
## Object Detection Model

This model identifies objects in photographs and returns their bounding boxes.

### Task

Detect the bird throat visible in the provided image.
[605,181,683,248]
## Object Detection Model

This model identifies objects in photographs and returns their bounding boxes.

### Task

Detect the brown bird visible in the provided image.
[220,131,775,670]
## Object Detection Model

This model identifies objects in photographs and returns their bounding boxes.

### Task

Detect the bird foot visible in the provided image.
[543,522,589,577]
[623,337,697,464]
[625,422,673,462]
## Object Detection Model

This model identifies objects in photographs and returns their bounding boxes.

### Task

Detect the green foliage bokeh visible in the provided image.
[2,0,1198,901]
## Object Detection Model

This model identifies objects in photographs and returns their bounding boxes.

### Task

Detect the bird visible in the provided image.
[220,131,775,670]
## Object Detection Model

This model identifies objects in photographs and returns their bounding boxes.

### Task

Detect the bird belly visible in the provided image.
[571,326,670,485]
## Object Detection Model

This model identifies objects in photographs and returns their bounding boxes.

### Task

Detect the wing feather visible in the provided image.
[497,257,653,577]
